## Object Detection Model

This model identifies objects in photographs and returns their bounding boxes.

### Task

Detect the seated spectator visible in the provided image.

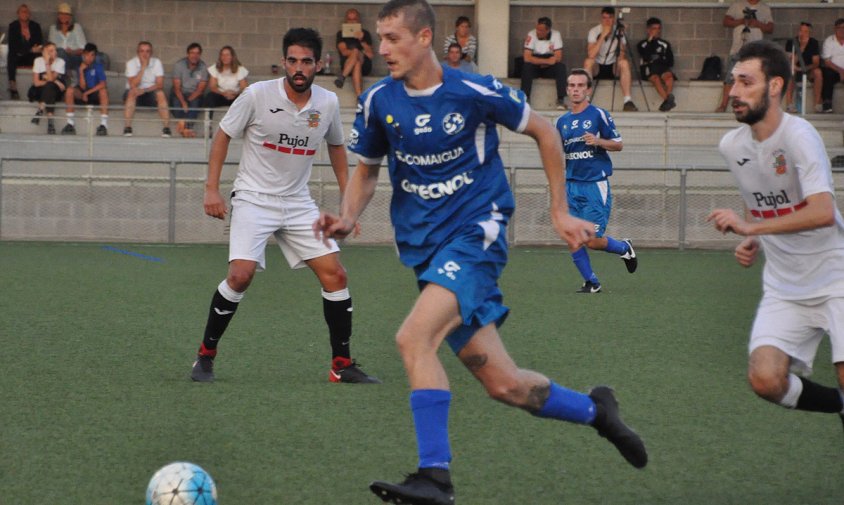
[123,41,171,138]
[204,45,249,116]
[443,42,477,73]
[28,42,65,135]
[785,22,822,113]
[820,18,844,113]
[715,0,773,112]
[521,16,567,110]
[62,43,108,136]
[584,7,637,112]
[442,16,477,63]
[636,17,676,112]
[48,2,86,82]
[170,42,208,138]
[7,3,44,100]
[334,8,373,98]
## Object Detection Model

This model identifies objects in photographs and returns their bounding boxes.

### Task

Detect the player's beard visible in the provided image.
[286,71,314,93]
[733,84,769,126]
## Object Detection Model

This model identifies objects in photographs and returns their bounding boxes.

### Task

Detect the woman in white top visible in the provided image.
[28,42,66,134]
[204,46,249,113]
[48,3,86,78]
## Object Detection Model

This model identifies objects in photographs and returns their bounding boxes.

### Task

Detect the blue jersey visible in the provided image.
[349,66,530,267]
[80,62,107,90]
[555,104,621,182]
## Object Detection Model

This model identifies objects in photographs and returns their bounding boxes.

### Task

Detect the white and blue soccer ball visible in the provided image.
[146,461,218,505]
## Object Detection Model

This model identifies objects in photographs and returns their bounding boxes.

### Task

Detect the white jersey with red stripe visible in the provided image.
[219,77,344,198]
[719,112,844,300]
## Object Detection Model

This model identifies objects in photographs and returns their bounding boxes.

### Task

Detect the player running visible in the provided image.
[190,28,379,384]
[709,40,844,433]
[555,69,637,294]
[314,1,647,504]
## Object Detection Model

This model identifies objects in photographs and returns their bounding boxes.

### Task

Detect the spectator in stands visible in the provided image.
[785,22,822,113]
[28,41,65,135]
[443,42,477,73]
[521,16,567,110]
[637,17,676,112]
[48,2,86,81]
[170,42,208,138]
[123,41,171,138]
[820,18,844,113]
[204,45,249,116]
[584,7,638,112]
[7,3,44,100]
[334,8,373,98]
[442,16,476,63]
[62,43,108,136]
[715,0,773,112]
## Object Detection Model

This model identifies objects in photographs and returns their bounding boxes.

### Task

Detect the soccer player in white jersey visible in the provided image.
[190,28,380,385]
[314,1,647,503]
[709,40,844,433]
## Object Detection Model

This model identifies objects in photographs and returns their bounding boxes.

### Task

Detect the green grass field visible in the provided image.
[1,242,841,504]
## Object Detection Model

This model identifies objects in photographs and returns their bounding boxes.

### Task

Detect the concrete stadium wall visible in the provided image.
[7,2,844,81]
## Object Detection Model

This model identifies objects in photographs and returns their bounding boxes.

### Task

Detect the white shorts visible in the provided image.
[749,294,844,376]
[228,190,339,271]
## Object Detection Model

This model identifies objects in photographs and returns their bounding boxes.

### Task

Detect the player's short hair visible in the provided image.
[836,18,844,27]
[646,17,661,27]
[447,42,462,53]
[186,42,202,54]
[800,21,812,28]
[283,27,323,61]
[569,68,593,89]
[537,17,552,28]
[455,15,470,28]
[602,7,616,16]
[378,0,436,38]
[736,40,790,95]
[83,42,97,54]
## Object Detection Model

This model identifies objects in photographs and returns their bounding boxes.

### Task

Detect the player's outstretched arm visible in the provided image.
[314,160,380,244]
[204,129,232,220]
[708,192,835,236]
[521,110,595,250]
[327,143,350,194]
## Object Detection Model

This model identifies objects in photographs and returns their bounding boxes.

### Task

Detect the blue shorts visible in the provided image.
[414,220,510,354]
[567,180,612,238]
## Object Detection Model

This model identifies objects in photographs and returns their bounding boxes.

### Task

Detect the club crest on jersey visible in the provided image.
[772,149,787,175]
[583,120,592,129]
[307,111,321,128]
[386,113,402,137]
[442,113,465,135]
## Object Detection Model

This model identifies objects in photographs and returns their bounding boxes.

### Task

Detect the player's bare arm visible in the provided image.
[314,160,379,244]
[708,192,835,236]
[326,143,360,237]
[203,130,232,220]
[583,133,623,152]
[522,110,595,249]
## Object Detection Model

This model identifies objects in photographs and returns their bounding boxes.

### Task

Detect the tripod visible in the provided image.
[790,37,808,114]
[593,15,650,111]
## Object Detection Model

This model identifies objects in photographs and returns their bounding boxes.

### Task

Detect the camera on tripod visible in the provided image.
[614,7,631,36]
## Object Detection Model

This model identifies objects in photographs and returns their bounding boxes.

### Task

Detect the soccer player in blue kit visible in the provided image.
[314,1,648,503]
[556,69,637,293]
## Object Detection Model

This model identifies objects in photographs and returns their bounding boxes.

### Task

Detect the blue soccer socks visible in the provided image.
[410,389,452,469]
[571,248,599,284]
[536,382,597,425]
[604,236,629,255]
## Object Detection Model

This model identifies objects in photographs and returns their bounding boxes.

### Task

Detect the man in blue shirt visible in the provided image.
[314,2,647,503]
[556,69,638,293]
[61,43,109,136]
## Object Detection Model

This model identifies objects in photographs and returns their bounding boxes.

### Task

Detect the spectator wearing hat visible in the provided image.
[48,2,87,80]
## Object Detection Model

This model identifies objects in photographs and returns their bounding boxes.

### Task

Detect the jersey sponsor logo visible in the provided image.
[414,114,433,135]
[437,260,461,281]
[348,128,360,147]
[737,158,750,166]
[399,169,474,200]
[307,111,321,128]
[564,134,586,146]
[753,189,791,209]
[566,151,594,160]
[396,146,464,167]
[278,133,310,148]
[772,149,787,175]
[442,113,465,135]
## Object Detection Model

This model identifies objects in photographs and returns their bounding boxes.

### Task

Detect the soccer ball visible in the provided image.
[146,461,218,505]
